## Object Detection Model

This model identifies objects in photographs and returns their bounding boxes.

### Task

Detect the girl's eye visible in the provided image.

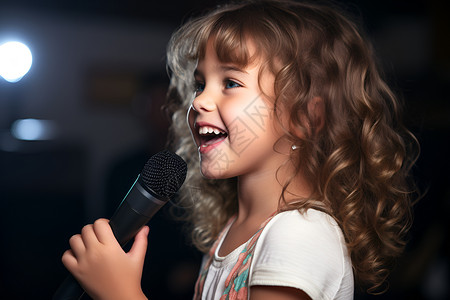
[194,82,205,96]
[225,80,241,89]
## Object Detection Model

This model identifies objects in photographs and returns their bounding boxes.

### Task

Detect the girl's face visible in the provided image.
[187,40,290,179]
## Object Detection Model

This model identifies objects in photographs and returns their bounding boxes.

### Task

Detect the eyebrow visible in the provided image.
[194,64,249,77]
[220,65,249,74]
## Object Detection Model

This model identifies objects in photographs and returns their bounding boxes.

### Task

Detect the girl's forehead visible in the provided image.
[198,35,265,70]
[197,48,258,76]
[197,45,271,80]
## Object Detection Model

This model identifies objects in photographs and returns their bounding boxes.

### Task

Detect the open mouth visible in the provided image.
[198,125,228,150]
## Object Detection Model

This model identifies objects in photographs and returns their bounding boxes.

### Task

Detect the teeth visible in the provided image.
[198,126,225,135]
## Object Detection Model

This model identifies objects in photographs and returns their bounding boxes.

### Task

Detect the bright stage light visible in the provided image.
[0,41,33,83]
[11,119,58,141]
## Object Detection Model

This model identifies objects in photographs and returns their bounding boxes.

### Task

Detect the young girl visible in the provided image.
[62,1,418,299]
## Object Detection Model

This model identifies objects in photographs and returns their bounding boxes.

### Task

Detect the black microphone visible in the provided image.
[53,150,187,300]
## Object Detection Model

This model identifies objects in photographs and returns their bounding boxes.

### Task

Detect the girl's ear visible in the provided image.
[291,96,325,139]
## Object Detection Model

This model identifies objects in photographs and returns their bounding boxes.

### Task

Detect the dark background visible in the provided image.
[0,0,448,299]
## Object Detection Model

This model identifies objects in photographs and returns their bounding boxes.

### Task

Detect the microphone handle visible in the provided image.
[109,200,152,247]
[53,178,167,300]
[109,177,167,246]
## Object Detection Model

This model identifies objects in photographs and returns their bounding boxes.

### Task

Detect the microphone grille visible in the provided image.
[140,150,187,199]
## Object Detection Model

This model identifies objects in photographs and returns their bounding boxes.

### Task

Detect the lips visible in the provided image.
[195,122,228,153]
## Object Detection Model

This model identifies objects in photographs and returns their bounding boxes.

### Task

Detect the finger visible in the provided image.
[61,249,78,272]
[81,224,99,249]
[128,226,149,264]
[93,218,116,245]
[69,234,85,258]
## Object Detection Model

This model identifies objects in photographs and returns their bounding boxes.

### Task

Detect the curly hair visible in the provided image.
[165,0,418,294]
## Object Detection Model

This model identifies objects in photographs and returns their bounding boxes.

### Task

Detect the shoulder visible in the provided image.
[250,209,354,300]
[255,209,348,269]
[262,209,344,246]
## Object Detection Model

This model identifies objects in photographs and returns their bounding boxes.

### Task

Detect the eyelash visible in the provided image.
[225,80,241,89]
[194,82,205,95]
[194,79,241,96]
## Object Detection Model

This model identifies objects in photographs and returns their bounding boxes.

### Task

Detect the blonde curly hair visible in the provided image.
[165,0,419,294]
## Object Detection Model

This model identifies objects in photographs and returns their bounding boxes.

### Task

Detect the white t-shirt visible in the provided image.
[200,209,354,300]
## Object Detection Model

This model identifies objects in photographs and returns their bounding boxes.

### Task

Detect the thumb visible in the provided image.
[128,226,149,263]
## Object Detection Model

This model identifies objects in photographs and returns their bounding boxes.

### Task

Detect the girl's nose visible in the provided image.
[192,92,216,112]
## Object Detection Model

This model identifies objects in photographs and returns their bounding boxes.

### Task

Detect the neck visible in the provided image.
[235,162,311,224]
[236,169,281,222]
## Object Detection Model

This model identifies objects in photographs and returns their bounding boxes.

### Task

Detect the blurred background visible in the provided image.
[0,0,448,299]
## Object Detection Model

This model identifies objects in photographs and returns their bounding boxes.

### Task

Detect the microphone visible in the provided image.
[53,150,187,300]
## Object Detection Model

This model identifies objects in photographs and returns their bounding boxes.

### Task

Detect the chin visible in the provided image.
[200,163,230,180]
[200,169,223,180]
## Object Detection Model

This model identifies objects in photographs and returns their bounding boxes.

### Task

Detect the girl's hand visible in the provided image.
[62,218,149,300]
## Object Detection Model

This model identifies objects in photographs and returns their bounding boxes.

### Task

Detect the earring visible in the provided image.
[291,144,299,150]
